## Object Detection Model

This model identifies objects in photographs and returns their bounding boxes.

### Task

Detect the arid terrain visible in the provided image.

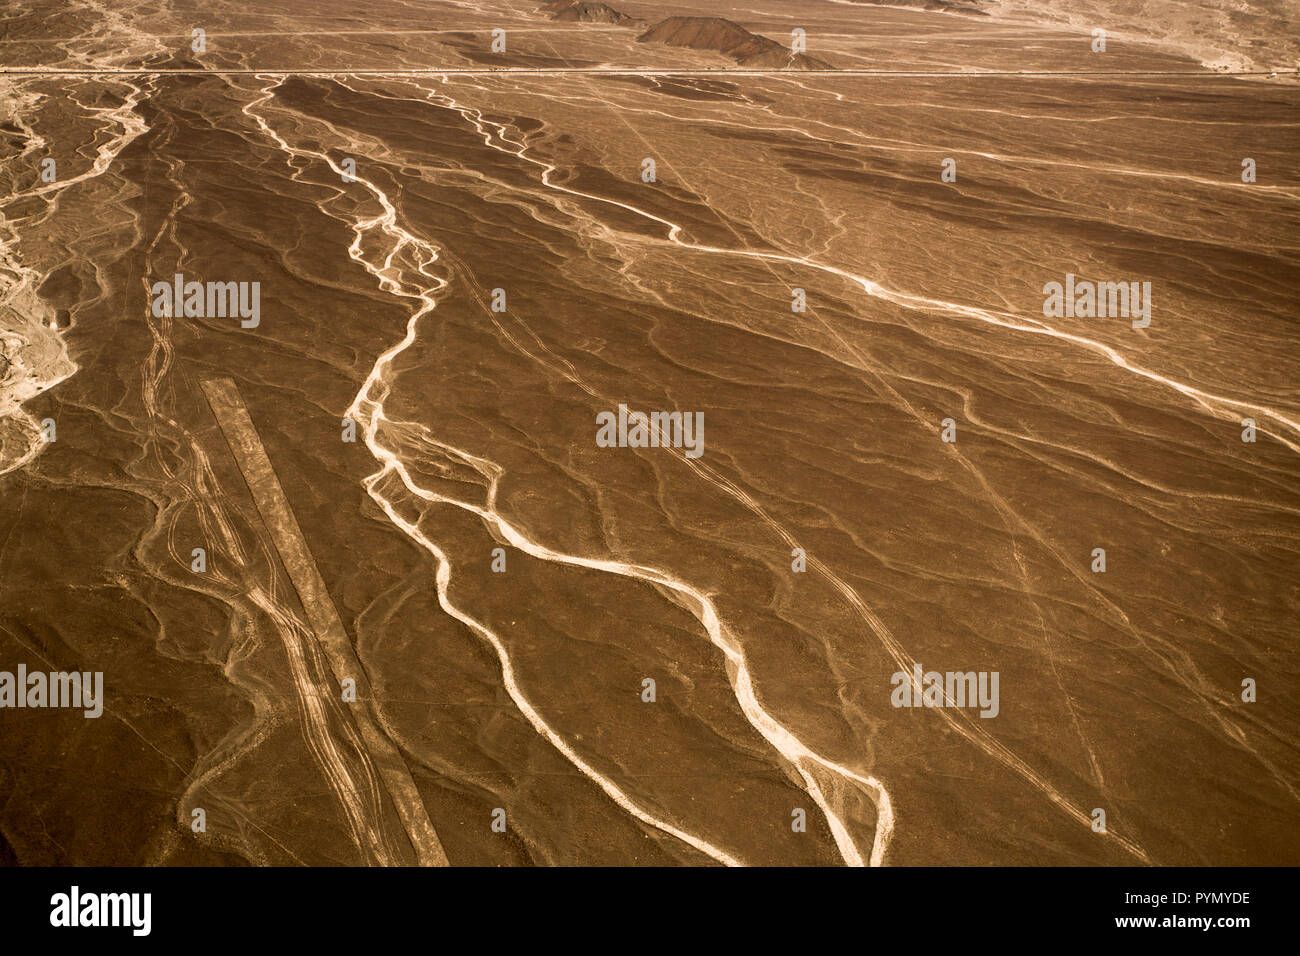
[1,0,1297,866]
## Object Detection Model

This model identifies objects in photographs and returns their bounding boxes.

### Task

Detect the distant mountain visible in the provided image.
[541,1,639,24]
[637,16,836,69]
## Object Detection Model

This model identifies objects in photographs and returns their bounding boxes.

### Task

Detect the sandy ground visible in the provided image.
[0,0,1297,866]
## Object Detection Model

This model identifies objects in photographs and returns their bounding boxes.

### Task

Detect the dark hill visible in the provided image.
[637,16,835,69]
